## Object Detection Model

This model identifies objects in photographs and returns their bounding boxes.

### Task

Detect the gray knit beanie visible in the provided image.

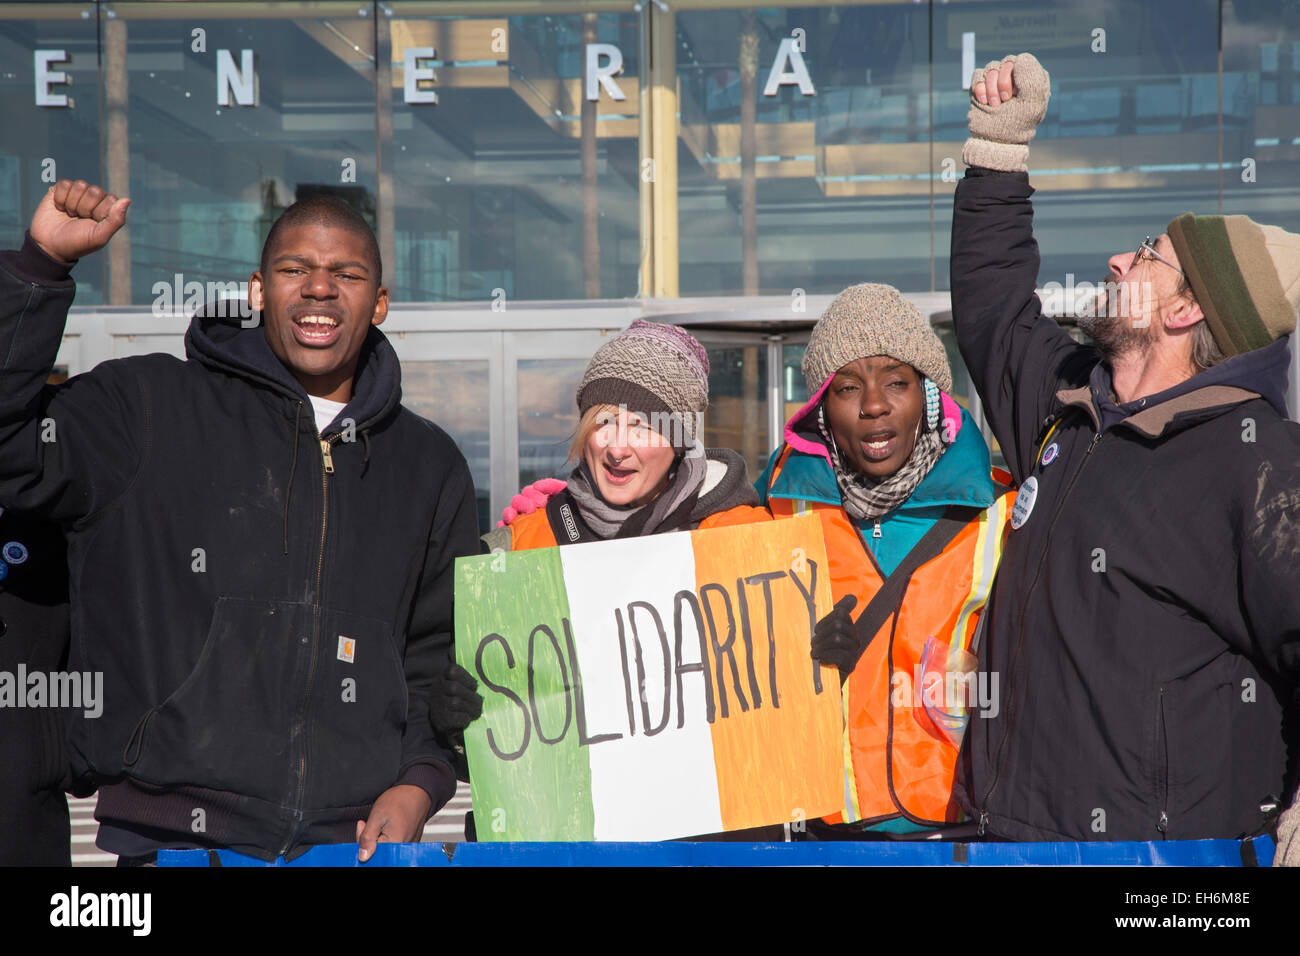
[577,319,710,446]
[802,284,953,394]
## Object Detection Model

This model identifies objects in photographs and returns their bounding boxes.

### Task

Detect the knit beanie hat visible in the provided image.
[802,283,953,394]
[1166,213,1300,358]
[577,319,710,446]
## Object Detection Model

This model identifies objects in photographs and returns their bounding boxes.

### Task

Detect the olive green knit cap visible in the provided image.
[1166,213,1300,357]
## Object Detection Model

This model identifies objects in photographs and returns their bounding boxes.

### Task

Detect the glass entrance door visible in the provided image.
[685,327,811,481]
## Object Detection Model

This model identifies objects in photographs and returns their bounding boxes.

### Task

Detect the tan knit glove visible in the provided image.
[963,53,1051,172]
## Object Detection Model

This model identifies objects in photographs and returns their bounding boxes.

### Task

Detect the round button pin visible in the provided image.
[1041,442,1059,466]
[1010,476,1038,530]
[2,541,28,565]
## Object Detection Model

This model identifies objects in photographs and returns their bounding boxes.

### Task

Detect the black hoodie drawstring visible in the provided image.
[360,429,371,476]
[284,402,301,555]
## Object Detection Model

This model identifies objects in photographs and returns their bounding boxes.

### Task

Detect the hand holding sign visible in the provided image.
[356,784,431,863]
[430,662,484,736]
[810,594,862,680]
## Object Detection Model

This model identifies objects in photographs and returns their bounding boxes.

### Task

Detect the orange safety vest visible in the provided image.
[766,445,1015,827]
[508,496,769,551]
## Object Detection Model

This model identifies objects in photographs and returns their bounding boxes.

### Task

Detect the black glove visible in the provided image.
[429,663,484,737]
[810,595,863,680]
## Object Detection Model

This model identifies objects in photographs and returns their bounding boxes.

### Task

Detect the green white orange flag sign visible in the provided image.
[454,514,843,841]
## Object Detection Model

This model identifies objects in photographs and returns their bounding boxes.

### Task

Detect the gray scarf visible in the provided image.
[565,449,709,539]
[817,403,944,522]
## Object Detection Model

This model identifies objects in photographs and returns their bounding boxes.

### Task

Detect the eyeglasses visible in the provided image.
[1129,237,1184,276]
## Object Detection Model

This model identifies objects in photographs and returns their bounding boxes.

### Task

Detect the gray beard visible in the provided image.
[1077,274,1153,363]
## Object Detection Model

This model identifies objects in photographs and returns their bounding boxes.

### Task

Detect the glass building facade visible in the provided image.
[3,0,1298,527]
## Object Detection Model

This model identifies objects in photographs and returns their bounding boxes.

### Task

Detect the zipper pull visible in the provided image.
[1157,810,1168,834]
[872,520,882,539]
[977,810,988,836]
[320,439,335,474]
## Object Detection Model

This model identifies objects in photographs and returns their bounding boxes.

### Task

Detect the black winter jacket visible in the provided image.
[0,236,481,860]
[950,169,1300,843]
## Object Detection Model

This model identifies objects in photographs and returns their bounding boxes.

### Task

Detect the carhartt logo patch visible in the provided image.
[337,636,356,663]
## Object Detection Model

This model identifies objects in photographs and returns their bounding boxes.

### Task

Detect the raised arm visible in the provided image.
[0,181,141,522]
[950,54,1095,483]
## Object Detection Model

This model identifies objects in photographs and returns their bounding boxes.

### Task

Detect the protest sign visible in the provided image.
[454,514,843,841]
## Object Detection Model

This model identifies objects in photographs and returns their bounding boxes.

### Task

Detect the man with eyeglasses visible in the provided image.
[946,53,1300,852]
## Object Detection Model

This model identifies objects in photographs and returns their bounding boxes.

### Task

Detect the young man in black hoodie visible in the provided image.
[0,180,481,863]
[949,55,1300,845]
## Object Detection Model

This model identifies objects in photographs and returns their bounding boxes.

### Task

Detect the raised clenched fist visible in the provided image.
[30,179,131,265]
[963,53,1052,173]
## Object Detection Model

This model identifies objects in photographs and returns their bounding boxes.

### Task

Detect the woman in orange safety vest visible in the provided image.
[756,284,1014,839]
[432,320,773,839]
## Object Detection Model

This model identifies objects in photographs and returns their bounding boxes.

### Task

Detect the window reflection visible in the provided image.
[109,2,378,307]
[0,8,106,301]
[402,359,491,532]
[518,358,586,488]
[782,342,809,420]
[1223,3,1300,235]
[703,344,770,478]
[3,1,1291,308]
[386,7,642,303]
[933,0,1223,289]
[676,4,933,296]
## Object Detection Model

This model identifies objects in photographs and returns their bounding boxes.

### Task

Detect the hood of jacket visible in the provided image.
[183,306,403,435]
[1065,335,1293,439]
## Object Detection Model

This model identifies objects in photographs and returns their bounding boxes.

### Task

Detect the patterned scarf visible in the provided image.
[565,448,709,539]
[817,403,944,522]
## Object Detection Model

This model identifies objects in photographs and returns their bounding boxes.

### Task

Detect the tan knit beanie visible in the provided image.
[1166,213,1300,357]
[577,319,710,446]
[802,284,953,394]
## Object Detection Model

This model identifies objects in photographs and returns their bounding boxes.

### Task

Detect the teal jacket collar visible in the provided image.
[760,406,996,514]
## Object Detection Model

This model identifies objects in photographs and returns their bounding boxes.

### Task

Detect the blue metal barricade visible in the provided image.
[159,836,1275,867]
